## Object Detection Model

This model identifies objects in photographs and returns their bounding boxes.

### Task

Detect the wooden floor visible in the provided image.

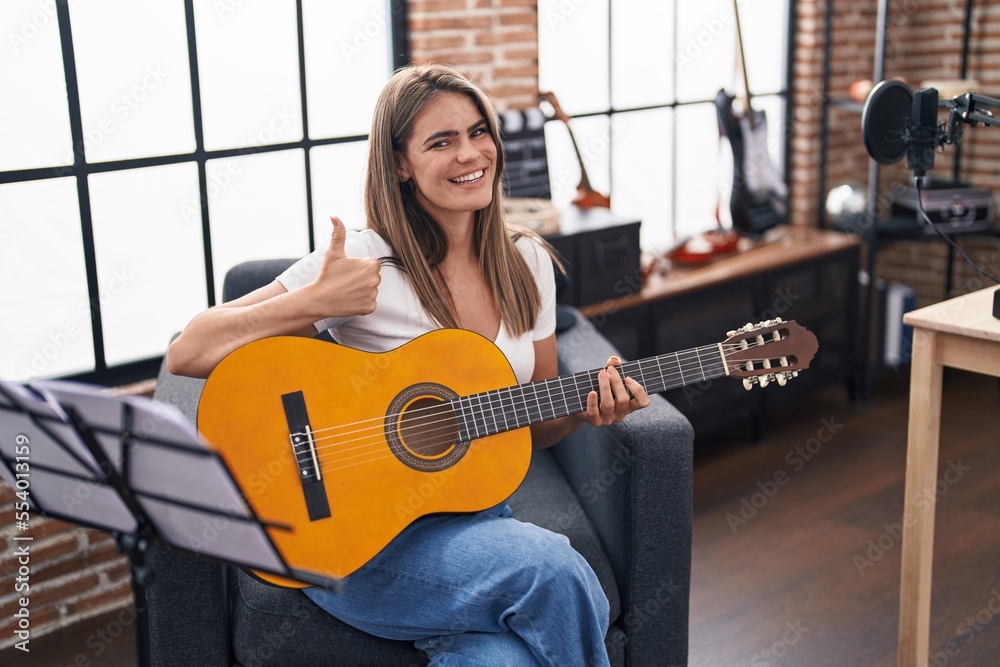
[3,367,997,666]
[690,368,1000,667]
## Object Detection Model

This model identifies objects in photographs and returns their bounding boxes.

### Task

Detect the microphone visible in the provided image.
[861,80,945,179]
[903,87,939,179]
[862,79,1000,178]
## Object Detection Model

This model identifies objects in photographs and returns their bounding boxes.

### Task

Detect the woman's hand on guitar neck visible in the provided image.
[304,216,381,319]
[578,356,651,427]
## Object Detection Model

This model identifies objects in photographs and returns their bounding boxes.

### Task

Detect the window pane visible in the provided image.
[611,108,674,253]
[538,0,609,116]
[0,1,74,170]
[88,163,206,366]
[208,149,311,303]
[612,0,674,109]
[742,0,787,95]
[0,178,93,380]
[676,0,735,103]
[310,141,369,246]
[303,0,392,139]
[544,115,610,211]
[68,0,195,162]
[194,0,304,151]
[675,103,724,238]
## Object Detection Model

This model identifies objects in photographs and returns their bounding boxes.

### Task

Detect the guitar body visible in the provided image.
[715,89,787,236]
[572,187,611,210]
[197,330,531,586]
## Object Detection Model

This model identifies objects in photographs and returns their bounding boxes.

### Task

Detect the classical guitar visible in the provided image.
[714,0,788,235]
[537,90,611,209]
[198,319,816,587]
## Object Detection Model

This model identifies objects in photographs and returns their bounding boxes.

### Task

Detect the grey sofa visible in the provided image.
[145,260,694,666]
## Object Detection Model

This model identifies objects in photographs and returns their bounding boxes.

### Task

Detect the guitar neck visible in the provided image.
[732,0,756,129]
[454,343,728,440]
[565,124,594,192]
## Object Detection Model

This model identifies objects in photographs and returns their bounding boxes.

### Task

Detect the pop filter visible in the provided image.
[861,79,913,164]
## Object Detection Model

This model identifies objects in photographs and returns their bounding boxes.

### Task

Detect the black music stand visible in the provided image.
[0,379,342,666]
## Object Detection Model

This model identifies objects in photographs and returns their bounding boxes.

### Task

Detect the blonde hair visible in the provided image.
[364,63,553,336]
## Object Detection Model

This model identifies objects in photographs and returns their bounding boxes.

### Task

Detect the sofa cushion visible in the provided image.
[231,572,423,667]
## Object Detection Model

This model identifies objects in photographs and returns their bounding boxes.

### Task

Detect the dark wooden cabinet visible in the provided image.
[579,228,861,437]
[543,208,642,308]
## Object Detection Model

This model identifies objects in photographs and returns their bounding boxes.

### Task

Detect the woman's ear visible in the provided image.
[396,153,413,182]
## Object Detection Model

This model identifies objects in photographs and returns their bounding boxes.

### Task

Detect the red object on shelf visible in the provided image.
[668,230,740,265]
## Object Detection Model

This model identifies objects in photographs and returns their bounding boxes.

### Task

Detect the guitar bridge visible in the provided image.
[282,391,331,521]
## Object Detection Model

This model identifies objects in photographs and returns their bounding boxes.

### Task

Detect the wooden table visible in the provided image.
[898,286,1000,666]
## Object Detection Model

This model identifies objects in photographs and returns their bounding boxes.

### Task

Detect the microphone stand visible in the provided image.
[944,91,1000,143]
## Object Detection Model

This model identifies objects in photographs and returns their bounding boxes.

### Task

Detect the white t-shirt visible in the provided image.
[276,229,556,384]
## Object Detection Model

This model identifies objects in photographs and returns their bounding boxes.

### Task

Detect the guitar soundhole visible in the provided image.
[385,383,468,472]
[399,397,459,458]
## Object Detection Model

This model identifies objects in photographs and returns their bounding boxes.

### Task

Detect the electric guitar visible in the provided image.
[715,0,788,235]
[537,90,612,209]
[197,319,817,587]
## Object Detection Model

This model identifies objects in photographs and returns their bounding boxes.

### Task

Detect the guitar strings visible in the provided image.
[303,342,783,469]
[287,342,793,474]
[303,338,771,446]
[305,341,741,451]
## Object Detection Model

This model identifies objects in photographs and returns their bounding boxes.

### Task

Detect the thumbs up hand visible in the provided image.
[309,216,381,317]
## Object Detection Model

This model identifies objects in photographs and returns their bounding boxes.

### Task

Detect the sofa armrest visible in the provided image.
[553,308,694,667]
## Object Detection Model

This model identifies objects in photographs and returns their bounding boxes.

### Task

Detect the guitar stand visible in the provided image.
[0,379,342,666]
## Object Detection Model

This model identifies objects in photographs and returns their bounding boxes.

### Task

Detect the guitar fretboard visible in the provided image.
[453,344,728,441]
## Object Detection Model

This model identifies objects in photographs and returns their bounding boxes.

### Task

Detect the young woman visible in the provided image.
[168,63,649,666]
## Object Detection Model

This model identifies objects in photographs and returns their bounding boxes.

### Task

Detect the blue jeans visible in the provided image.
[304,504,611,666]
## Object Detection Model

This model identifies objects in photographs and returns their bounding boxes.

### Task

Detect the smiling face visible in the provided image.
[396,92,498,227]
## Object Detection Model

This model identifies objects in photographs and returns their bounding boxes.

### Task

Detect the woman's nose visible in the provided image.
[455,137,479,162]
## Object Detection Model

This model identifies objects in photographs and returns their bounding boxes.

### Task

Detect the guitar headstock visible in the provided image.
[723,319,818,390]
[537,91,571,123]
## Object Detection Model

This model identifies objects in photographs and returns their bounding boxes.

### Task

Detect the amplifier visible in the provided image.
[889,180,994,235]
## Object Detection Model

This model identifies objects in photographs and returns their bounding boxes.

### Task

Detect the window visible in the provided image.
[538,0,791,254]
[1,0,407,384]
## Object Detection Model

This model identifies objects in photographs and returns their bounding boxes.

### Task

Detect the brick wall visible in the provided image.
[408,0,539,110]
[0,482,133,649]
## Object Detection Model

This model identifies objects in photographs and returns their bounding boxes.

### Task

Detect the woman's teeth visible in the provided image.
[449,170,484,184]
